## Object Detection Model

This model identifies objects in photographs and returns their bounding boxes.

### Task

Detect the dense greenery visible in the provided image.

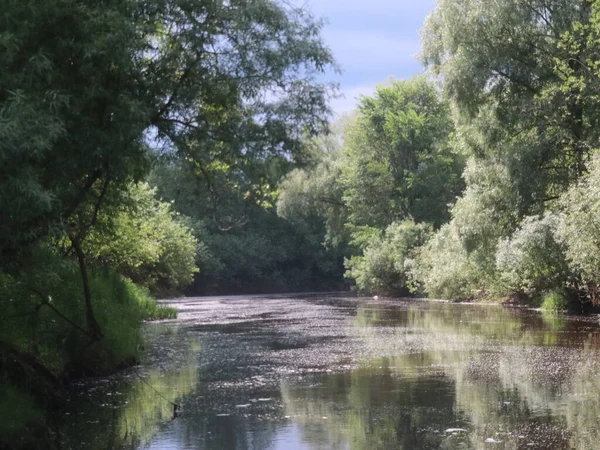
[277,0,600,311]
[279,78,465,296]
[1,0,335,446]
[6,0,600,445]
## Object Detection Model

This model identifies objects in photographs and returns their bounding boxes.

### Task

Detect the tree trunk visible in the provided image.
[69,234,103,341]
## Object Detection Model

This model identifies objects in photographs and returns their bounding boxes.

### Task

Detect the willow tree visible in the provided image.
[422,0,598,208]
[0,0,335,334]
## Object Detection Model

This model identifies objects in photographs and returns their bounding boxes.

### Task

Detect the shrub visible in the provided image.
[345,220,432,295]
[495,214,569,298]
[556,154,600,303]
[410,222,481,300]
[84,182,199,296]
[540,289,570,312]
[411,158,521,300]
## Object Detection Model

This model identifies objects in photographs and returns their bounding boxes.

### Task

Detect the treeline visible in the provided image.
[0,0,335,446]
[279,0,600,311]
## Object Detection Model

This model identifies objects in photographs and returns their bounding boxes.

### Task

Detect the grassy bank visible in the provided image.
[0,251,176,449]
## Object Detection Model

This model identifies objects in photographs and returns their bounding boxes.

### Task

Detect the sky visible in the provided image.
[302,0,437,116]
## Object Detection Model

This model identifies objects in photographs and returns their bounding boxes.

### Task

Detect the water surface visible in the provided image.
[59,294,600,449]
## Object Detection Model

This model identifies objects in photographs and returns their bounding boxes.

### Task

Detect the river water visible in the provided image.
[58,293,600,449]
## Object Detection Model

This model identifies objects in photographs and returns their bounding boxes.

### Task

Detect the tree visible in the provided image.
[1,0,335,255]
[1,0,336,334]
[557,153,600,304]
[345,220,432,296]
[422,0,598,207]
[277,120,349,250]
[340,77,463,231]
[83,183,199,295]
[495,213,569,298]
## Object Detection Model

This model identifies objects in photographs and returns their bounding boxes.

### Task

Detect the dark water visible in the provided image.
[58,294,600,449]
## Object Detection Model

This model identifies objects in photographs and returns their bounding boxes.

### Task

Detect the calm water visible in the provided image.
[58,294,600,449]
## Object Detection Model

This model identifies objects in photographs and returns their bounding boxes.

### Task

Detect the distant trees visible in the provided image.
[278,78,465,295]
[277,0,600,307]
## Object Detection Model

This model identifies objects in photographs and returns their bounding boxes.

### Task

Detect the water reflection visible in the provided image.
[282,303,600,449]
[58,297,600,450]
[59,324,200,449]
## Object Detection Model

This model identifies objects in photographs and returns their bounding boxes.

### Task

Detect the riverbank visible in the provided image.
[0,270,176,450]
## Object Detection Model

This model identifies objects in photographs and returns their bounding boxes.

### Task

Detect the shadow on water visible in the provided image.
[57,295,600,449]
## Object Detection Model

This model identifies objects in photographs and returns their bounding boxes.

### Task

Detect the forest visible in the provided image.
[3,0,600,447]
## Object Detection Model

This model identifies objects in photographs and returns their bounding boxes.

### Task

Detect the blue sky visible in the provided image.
[303,0,437,115]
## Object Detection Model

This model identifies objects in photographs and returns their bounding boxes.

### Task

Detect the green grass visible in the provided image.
[0,246,180,446]
[132,284,178,320]
[0,252,178,374]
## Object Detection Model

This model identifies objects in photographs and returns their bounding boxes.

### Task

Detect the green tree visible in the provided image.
[340,77,463,230]
[345,220,432,296]
[1,0,336,330]
[557,153,600,304]
[277,121,349,250]
[495,213,569,298]
[422,0,597,207]
[0,0,335,256]
[151,156,345,294]
[84,183,199,295]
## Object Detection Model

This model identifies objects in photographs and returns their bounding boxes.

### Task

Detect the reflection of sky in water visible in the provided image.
[59,295,600,450]
[145,423,338,450]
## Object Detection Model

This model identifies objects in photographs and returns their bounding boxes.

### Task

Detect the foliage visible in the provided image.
[345,221,432,296]
[495,214,569,298]
[0,0,336,256]
[540,289,570,312]
[409,158,518,300]
[0,0,337,444]
[413,0,600,302]
[277,126,349,250]
[410,221,480,301]
[340,78,464,230]
[556,153,600,303]
[84,183,199,296]
[276,80,464,295]
[152,159,345,294]
[0,245,173,375]
[421,0,600,211]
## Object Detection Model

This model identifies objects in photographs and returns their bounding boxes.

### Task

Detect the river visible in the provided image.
[57,293,600,449]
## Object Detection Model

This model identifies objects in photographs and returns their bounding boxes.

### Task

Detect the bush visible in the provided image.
[540,289,570,312]
[345,220,432,295]
[556,154,600,303]
[410,158,521,300]
[84,182,199,296]
[495,214,569,298]
[410,222,481,300]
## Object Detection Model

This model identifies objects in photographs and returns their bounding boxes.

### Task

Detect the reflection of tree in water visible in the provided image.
[282,303,600,450]
[59,327,200,449]
[281,365,466,450]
